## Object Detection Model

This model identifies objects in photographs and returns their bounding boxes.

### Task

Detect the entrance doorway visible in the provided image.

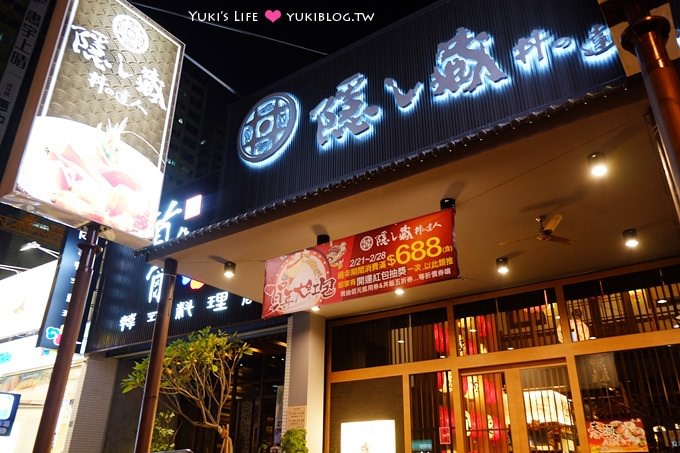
[410,362,579,453]
[232,332,287,453]
[459,363,579,453]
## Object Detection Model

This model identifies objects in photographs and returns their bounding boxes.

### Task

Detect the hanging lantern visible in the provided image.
[434,323,449,355]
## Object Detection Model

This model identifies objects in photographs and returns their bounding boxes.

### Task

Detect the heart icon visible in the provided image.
[265,9,282,23]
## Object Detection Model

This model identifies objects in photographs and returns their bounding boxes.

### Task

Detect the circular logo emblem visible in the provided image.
[359,235,373,252]
[238,92,299,164]
[112,15,149,54]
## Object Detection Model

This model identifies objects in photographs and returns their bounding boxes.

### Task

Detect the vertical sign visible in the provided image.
[1,0,183,248]
[0,0,50,147]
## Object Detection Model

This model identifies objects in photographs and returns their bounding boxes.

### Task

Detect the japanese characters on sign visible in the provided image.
[0,0,183,248]
[127,196,219,330]
[310,73,382,149]
[85,196,262,353]
[238,22,617,167]
[262,208,458,318]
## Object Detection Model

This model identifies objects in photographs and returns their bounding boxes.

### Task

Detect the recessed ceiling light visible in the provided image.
[223,261,236,278]
[588,152,607,177]
[310,306,320,312]
[496,257,509,274]
[623,229,639,248]
[395,287,405,296]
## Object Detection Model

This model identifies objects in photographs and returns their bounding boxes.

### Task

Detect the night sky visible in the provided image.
[130,1,442,101]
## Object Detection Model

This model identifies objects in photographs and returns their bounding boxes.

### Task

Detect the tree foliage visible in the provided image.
[152,410,177,452]
[121,327,253,452]
[281,428,308,453]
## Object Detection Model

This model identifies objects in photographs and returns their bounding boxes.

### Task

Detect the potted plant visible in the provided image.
[281,428,308,453]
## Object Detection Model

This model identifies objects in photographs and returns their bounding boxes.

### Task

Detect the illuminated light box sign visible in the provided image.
[0,260,57,339]
[341,420,396,453]
[0,0,183,248]
[262,208,458,318]
[412,439,434,452]
[0,393,21,436]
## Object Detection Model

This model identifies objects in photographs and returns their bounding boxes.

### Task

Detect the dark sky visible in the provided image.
[130,1,442,100]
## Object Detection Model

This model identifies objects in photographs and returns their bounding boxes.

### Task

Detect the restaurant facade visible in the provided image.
[47,0,680,452]
[132,1,680,452]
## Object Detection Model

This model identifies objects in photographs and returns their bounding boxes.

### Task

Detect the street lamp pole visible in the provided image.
[134,257,178,453]
[32,222,101,453]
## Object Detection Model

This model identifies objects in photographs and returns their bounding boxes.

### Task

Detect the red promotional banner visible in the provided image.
[262,208,458,318]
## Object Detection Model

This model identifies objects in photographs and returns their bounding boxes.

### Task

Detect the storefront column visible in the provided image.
[604,0,680,220]
[284,312,325,453]
[134,257,178,453]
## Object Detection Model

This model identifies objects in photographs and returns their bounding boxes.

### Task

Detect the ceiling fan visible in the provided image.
[499,214,572,246]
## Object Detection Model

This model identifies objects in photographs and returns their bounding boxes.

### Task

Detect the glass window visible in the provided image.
[331,308,447,371]
[564,266,680,340]
[461,372,511,453]
[576,346,680,451]
[521,366,578,452]
[455,289,559,355]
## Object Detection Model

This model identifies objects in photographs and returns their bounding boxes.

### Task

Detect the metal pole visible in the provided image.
[33,222,101,453]
[620,3,680,220]
[134,257,178,453]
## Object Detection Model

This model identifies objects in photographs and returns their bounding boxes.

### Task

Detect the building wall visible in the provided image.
[101,358,142,453]
[65,354,119,452]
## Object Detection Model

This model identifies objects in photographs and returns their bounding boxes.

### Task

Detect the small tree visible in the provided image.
[121,327,253,453]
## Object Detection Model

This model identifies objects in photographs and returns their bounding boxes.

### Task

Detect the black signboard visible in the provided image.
[86,241,263,353]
